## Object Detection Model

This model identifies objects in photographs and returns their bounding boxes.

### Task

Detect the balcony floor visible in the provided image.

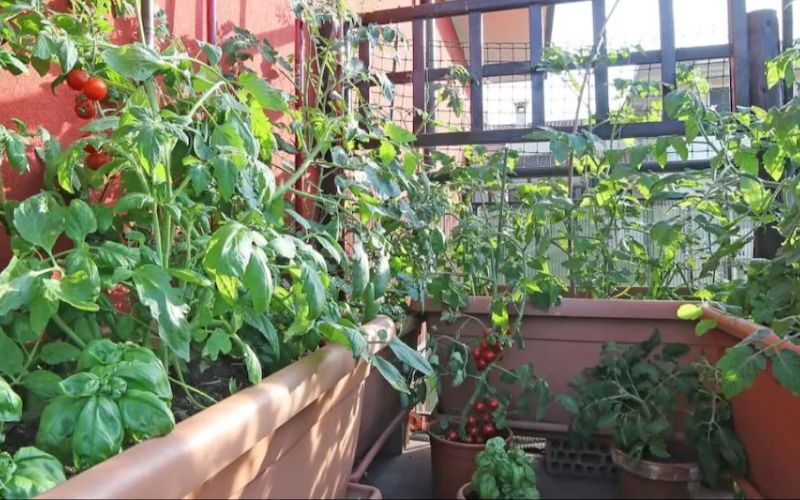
[362,438,733,499]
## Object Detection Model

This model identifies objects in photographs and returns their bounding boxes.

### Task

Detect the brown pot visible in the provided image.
[37,317,398,499]
[429,422,513,500]
[702,308,800,500]
[345,482,383,499]
[611,447,700,499]
[415,297,734,426]
[456,482,471,499]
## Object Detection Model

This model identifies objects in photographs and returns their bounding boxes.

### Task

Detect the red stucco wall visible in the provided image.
[0,0,295,265]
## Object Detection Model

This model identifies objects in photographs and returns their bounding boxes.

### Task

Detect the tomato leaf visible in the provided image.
[132,265,191,361]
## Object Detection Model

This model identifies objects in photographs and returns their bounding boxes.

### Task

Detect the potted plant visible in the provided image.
[456,436,540,500]
[557,330,746,499]
[0,0,433,498]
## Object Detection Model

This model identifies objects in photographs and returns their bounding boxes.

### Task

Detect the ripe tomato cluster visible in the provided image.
[66,69,108,120]
[444,397,503,444]
[471,327,502,371]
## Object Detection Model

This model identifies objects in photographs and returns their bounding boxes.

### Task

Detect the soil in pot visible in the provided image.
[429,422,513,500]
[1,357,249,480]
[611,446,701,500]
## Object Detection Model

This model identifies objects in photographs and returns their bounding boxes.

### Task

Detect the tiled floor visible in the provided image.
[361,439,734,499]
[362,439,619,499]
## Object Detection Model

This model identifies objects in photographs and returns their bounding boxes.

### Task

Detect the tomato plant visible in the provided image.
[0,0,434,493]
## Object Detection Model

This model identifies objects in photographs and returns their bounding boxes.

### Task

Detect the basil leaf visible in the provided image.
[118,389,175,442]
[72,396,124,470]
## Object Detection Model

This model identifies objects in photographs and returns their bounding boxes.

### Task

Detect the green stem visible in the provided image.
[52,314,88,349]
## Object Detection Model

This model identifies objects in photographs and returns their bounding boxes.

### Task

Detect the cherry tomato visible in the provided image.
[464,435,475,444]
[481,423,496,437]
[467,425,479,437]
[476,359,488,371]
[483,350,497,363]
[66,69,89,91]
[51,270,63,280]
[446,430,459,442]
[482,412,493,422]
[84,144,98,154]
[474,401,486,413]
[83,77,108,101]
[488,399,500,410]
[75,101,96,119]
[480,339,490,350]
[85,152,111,170]
[471,347,483,361]
[466,415,477,426]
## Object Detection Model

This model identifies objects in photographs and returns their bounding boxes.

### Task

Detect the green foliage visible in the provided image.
[35,340,173,470]
[0,447,65,499]
[471,437,539,500]
[560,332,746,486]
[0,1,436,493]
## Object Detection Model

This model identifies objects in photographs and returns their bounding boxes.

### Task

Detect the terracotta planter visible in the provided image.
[416,298,734,425]
[352,315,422,481]
[702,308,800,500]
[428,422,513,500]
[611,446,700,499]
[37,316,398,499]
[345,482,383,499]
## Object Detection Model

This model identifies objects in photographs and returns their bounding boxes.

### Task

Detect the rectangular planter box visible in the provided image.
[38,316,401,499]
[419,297,735,425]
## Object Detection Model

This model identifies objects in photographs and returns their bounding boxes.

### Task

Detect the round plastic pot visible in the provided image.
[611,446,700,500]
[702,307,800,499]
[428,422,513,500]
[456,482,471,500]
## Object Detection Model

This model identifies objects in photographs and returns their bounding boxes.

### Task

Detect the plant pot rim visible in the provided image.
[456,482,471,500]
[411,297,696,321]
[611,446,701,483]
[702,307,800,355]
[427,419,514,450]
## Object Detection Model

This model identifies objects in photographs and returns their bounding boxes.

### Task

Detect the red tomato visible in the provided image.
[446,430,459,442]
[464,435,475,444]
[84,144,98,154]
[85,152,111,170]
[466,415,477,426]
[75,101,96,119]
[66,69,89,91]
[480,339,490,350]
[467,425,479,437]
[471,347,483,361]
[476,359,488,371]
[483,350,497,363]
[474,401,486,413]
[488,399,500,410]
[51,270,62,280]
[83,77,108,101]
[481,423,496,437]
